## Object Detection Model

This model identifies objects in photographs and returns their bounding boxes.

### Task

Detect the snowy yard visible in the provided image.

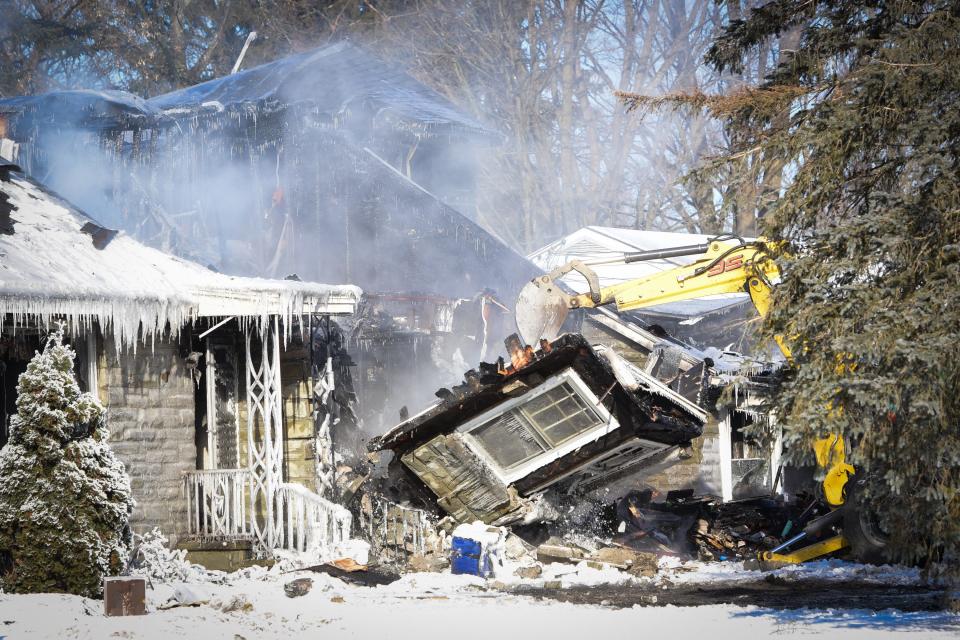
[2,559,957,640]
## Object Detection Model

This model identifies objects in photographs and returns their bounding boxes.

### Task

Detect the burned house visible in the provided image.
[0,41,541,431]
[0,45,784,556]
[370,334,706,526]
[0,162,361,561]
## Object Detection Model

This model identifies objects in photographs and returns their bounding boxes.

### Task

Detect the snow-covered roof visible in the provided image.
[0,89,157,129]
[527,226,749,318]
[0,43,496,139]
[0,174,360,345]
[148,42,495,138]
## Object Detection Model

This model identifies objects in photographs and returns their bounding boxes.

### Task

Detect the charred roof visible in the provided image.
[0,90,157,130]
[0,43,496,141]
[371,333,706,455]
[148,41,496,139]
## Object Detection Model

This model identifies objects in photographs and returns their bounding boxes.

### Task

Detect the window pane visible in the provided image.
[538,410,597,445]
[524,383,600,446]
[470,411,545,469]
[534,406,565,429]
[524,387,565,415]
[556,397,583,417]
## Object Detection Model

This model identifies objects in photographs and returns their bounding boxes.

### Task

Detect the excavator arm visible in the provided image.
[516,236,787,355]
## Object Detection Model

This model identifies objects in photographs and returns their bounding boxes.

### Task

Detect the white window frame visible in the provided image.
[719,408,783,503]
[458,369,621,484]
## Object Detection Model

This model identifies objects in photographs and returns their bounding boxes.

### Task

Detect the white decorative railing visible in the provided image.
[184,469,251,540]
[275,482,353,556]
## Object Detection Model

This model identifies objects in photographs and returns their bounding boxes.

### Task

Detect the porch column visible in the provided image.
[245,317,285,554]
[313,355,336,499]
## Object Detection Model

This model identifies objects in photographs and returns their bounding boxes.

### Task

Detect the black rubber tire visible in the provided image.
[842,476,890,565]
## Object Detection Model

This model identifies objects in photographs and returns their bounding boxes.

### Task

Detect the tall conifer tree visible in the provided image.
[702,1,960,571]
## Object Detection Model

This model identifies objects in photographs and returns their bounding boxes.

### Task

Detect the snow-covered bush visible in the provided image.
[128,528,203,583]
[0,328,133,597]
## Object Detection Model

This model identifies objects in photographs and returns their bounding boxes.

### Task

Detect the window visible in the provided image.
[470,412,545,469]
[522,384,597,446]
[464,378,604,475]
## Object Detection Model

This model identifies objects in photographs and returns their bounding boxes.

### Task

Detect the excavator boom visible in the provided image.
[516,236,783,350]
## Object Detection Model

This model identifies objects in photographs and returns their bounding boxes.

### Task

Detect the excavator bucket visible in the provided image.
[515,277,570,345]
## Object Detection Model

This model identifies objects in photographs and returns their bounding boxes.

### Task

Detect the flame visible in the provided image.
[499,334,550,376]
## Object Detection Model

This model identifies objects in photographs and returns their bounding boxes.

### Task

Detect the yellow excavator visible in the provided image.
[515,235,887,567]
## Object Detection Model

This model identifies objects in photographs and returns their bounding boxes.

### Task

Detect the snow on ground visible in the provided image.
[655,556,927,587]
[1,562,956,640]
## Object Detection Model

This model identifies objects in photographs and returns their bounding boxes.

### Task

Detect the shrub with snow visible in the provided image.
[128,528,206,583]
[0,328,133,597]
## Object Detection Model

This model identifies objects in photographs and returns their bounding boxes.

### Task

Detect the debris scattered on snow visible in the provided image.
[283,577,313,598]
[536,543,587,565]
[213,593,254,613]
[515,564,543,579]
[301,562,402,587]
[333,539,371,566]
[157,583,211,609]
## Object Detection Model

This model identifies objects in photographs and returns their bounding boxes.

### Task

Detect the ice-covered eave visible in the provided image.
[0,292,193,348]
[192,286,361,318]
[1,285,361,349]
[1,172,361,350]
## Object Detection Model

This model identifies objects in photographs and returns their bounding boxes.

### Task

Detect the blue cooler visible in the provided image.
[451,536,488,576]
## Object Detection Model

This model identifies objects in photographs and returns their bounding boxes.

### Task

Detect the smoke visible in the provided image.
[335,1,735,249]
[2,43,545,432]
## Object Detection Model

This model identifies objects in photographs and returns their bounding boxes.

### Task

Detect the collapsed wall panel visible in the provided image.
[400,433,521,524]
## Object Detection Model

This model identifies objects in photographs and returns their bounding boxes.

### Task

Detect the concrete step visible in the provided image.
[178,538,274,572]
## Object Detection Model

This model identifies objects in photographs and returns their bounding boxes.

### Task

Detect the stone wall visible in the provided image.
[98,333,196,546]
[280,340,316,491]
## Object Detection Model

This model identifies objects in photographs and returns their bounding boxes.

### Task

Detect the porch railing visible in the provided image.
[275,482,353,555]
[184,470,352,557]
[184,469,251,541]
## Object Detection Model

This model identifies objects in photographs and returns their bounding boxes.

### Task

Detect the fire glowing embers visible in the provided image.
[499,333,555,376]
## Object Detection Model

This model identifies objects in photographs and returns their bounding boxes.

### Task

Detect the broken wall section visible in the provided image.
[580,314,725,497]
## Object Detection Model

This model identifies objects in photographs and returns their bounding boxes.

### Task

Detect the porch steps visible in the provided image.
[178,539,274,572]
